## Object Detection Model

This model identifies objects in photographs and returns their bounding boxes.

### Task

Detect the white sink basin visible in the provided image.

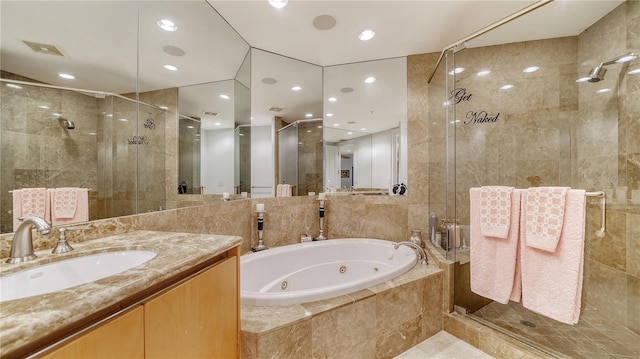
[0,250,157,302]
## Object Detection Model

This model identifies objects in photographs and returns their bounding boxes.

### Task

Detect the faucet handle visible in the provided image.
[51,228,74,254]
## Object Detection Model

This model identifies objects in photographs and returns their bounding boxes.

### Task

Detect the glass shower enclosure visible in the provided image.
[428,1,639,358]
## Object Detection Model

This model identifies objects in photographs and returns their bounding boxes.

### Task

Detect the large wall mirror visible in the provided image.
[323,57,408,193]
[0,0,408,234]
[0,1,249,233]
[250,49,323,198]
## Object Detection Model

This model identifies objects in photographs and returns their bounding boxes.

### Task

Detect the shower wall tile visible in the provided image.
[628,213,640,277]
[583,259,627,327]
[585,208,627,272]
[628,274,640,335]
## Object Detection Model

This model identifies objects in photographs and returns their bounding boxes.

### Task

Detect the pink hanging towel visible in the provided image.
[524,187,569,252]
[12,188,50,231]
[470,188,523,304]
[479,186,514,239]
[51,188,89,226]
[520,189,586,325]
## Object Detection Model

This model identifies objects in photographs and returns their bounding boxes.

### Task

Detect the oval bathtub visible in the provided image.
[240,238,417,306]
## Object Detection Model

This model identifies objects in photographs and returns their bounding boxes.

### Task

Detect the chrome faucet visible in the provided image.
[394,241,428,265]
[6,216,52,264]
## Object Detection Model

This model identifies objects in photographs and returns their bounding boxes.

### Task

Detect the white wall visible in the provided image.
[353,135,372,188]
[324,145,340,191]
[371,130,392,188]
[201,128,234,194]
[250,125,274,198]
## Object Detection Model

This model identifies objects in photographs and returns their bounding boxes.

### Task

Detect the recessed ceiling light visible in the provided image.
[215,122,222,126]
[448,67,465,75]
[333,123,340,127]
[477,70,491,76]
[38,105,49,109]
[186,125,194,129]
[163,64,178,71]
[6,83,23,89]
[53,113,62,117]
[262,77,277,85]
[340,87,354,93]
[576,77,590,83]
[219,94,231,100]
[596,88,612,93]
[291,86,302,91]
[358,29,375,41]
[364,76,376,84]
[59,73,75,79]
[268,0,288,8]
[523,66,540,73]
[306,130,312,133]
[628,68,640,75]
[326,113,334,117]
[118,118,128,122]
[500,84,514,90]
[156,19,177,32]
[159,106,169,110]
[305,113,313,118]
[317,125,323,129]
[360,127,367,131]
[328,97,337,102]
[88,132,97,136]
[615,53,637,63]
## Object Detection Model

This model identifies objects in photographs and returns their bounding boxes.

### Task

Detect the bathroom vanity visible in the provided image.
[0,231,242,359]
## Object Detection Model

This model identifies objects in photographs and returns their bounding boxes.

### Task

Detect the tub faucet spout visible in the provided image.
[6,216,52,264]
[394,241,428,265]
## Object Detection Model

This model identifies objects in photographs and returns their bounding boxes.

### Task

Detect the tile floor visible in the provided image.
[394,331,494,359]
[472,301,640,359]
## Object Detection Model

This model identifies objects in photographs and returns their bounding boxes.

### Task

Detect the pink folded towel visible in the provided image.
[521,189,586,325]
[479,186,514,239]
[470,188,523,304]
[50,188,89,226]
[52,187,79,219]
[12,188,50,231]
[525,187,570,252]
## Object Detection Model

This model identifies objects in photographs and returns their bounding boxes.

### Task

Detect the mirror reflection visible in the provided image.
[0,1,249,234]
[323,57,408,193]
[250,49,323,198]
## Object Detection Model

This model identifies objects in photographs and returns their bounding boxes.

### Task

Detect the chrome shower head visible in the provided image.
[585,52,637,83]
[587,64,607,82]
[58,117,75,130]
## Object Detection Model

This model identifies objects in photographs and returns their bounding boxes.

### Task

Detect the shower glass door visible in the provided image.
[449,1,640,358]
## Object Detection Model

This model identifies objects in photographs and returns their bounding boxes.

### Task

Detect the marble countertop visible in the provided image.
[0,230,243,358]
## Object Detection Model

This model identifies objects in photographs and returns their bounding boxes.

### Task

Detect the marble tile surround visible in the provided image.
[240,264,444,359]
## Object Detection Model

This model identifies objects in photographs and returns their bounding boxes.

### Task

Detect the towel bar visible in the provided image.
[585,191,606,237]
[9,188,92,193]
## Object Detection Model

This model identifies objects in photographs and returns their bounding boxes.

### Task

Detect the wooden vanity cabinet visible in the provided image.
[145,255,239,358]
[42,306,145,359]
[39,250,239,359]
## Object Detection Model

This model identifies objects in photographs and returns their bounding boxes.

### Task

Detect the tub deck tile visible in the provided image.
[241,304,310,334]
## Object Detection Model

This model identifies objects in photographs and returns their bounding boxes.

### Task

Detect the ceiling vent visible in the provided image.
[268,107,284,112]
[22,40,64,57]
[202,111,218,117]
